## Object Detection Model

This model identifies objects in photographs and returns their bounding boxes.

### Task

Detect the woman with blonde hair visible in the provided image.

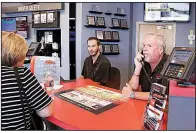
[1,31,53,130]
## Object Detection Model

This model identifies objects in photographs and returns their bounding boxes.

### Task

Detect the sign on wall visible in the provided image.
[2,3,64,13]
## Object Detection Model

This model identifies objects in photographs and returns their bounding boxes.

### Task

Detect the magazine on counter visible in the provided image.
[33,56,60,89]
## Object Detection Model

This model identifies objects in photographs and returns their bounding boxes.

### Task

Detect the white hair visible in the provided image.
[145,32,166,52]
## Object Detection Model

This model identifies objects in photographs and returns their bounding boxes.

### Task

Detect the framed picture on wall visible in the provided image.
[111,44,119,53]
[111,18,120,27]
[112,31,120,41]
[96,17,105,26]
[87,16,96,26]
[41,13,47,23]
[104,31,112,40]
[103,44,112,53]
[92,5,100,12]
[34,13,40,24]
[117,7,125,14]
[95,30,104,40]
[47,12,54,23]
[120,19,128,28]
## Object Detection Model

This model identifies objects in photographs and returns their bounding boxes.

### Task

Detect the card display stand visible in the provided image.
[142,83,167,130]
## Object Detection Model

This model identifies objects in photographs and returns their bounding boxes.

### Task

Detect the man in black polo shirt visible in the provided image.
[80,37,111,86]
[122,33,168,100]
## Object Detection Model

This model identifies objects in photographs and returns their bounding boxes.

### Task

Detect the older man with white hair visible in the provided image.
[122,33,168,100]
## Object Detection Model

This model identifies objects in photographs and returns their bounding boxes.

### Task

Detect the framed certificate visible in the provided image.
[111,44,119,53]
[95,30,104,40]
[87,16,96,26]
[41,13,47,23]
[120,19,128,28]
[96,17,105,26]
[92,5,100,12]
[47,12,54,23]
[41,13,46,23]
[34,13,40,24]
[112,31,120,41]
[117,7,125,14]
[111,18,120,27]
[103,44,111,53]
[104,31,112,40]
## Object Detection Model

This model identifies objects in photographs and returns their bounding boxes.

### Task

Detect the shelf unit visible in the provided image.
[89,11,103,14]
[105,12,112,15]
[84,25,106,28]
[109,27,129,30]
[114,13,126,17]
[99,39,120,42]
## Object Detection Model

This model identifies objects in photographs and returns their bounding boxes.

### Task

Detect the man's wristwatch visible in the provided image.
[130,91,135,99]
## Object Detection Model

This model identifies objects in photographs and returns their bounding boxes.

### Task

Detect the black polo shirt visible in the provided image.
[81,54,111,86]
[139,53,168,92]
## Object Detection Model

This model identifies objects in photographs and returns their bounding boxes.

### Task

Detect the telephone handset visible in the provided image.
[140,50,152,84]
[141,51,145,62]
[26,42,41,56]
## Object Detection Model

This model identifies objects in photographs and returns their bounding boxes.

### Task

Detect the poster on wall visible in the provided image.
[16,16,28,39]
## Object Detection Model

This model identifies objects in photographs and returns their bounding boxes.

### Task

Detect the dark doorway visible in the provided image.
[36,29,61,66]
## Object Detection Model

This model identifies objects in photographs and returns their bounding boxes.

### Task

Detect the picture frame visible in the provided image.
[104,31,112,40]
[111,44,119,53]
[47,12,54,23]
[111,18,120,27]
[95,30,104,40]
[87,16,96,26]
[112,31,120,41]
[117,7,125,14]
[96,17,105,26]
[103,44,112,53]
[120,19,128,28]
[40,13,47,23]
[33,13,40,24]
[92,5,100,12]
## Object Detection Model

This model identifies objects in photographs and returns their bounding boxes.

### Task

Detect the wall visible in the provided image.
[2,2,195,86]
[78,3,132,89]
[130,3,196,76]
[2,3,70,80]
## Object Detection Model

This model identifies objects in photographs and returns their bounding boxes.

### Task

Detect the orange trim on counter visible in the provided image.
[169,80,195,98]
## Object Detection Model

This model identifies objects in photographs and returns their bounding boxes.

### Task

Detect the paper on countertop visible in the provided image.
[53,85,63,90]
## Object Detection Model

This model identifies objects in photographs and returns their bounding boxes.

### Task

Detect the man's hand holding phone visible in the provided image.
[134,51,145,75]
